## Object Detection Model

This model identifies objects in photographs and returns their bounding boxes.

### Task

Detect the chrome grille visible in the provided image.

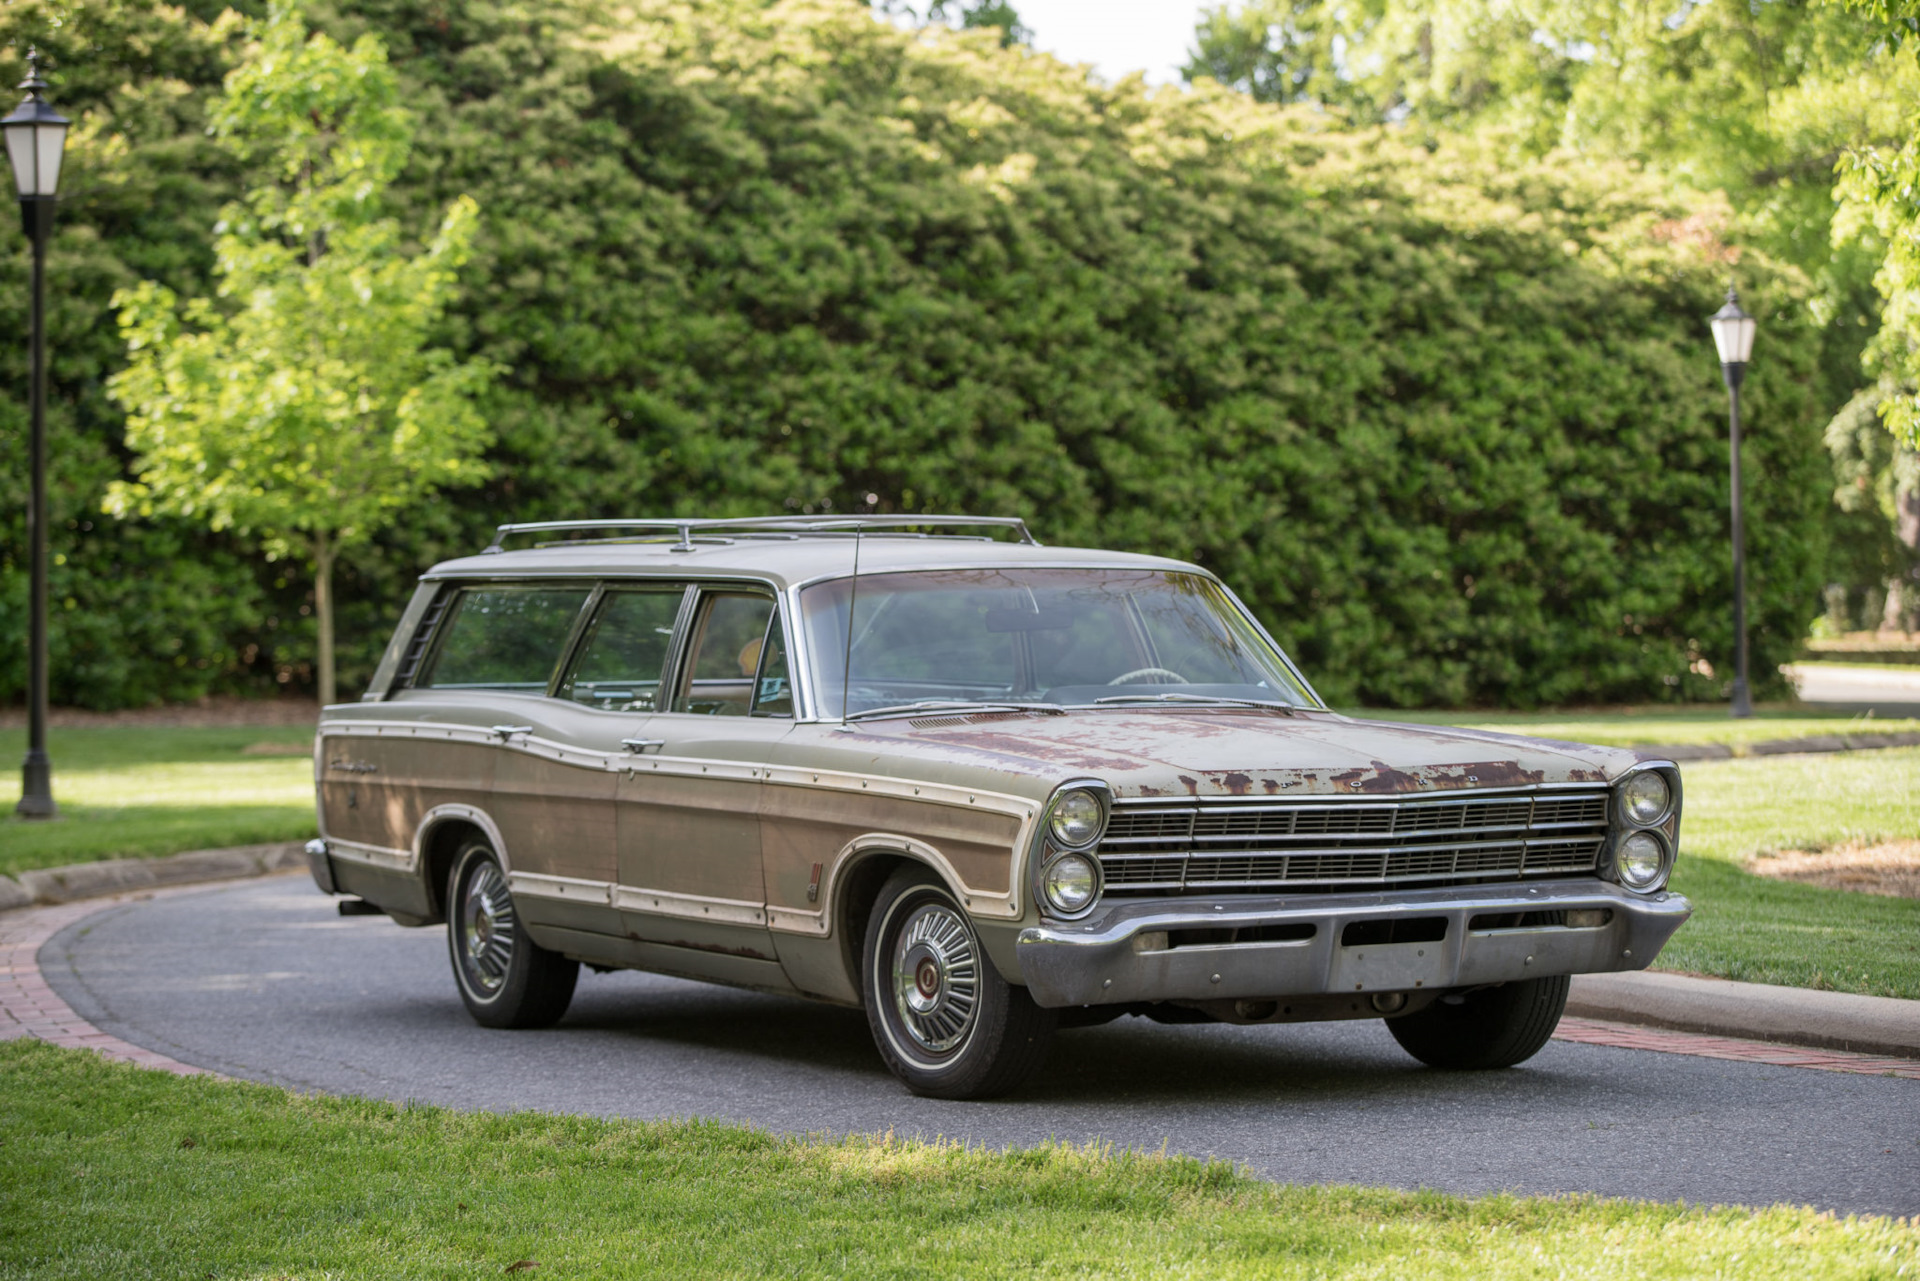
[1099,790,1610,894]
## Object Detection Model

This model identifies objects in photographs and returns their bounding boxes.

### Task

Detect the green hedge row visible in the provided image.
[0,0,1829,709]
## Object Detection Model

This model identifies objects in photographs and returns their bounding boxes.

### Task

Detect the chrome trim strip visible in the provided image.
[325,838,415,873]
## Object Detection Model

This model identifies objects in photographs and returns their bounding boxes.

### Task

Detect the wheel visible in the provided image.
[447,838,579,1029]
[1386,975,1569,1070]
[861,866,1056,1099]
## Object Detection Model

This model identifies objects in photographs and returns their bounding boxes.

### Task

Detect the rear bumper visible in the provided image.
[1015,879,1690,1009]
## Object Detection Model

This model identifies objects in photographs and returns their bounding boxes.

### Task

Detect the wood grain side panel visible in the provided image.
[759,783,1023,913]
[616,772,765,902]
[317,735,497,854]
[491,750,617,883]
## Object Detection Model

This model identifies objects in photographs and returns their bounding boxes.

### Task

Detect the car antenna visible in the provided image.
[837,522,861,731]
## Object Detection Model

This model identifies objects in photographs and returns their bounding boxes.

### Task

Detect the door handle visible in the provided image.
[621,738,666,754]
[491,724,533,741]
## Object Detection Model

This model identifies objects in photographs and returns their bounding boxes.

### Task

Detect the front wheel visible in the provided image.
[447,839,579,1029]
[862,867,1055,1099]
[1386,975,1569,1069]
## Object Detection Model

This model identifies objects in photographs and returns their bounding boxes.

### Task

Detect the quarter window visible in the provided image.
[751,613,794,718]
[421,587,591,692]
[558,585,688,712]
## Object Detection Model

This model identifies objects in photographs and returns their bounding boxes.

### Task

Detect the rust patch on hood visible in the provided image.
[1328,759,1548,795]
[1221,772,1254,796]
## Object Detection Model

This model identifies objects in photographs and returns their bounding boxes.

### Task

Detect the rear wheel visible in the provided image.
[447,839,578,1029]
[862,867,1055,1099]
[1386,975,1569,1070]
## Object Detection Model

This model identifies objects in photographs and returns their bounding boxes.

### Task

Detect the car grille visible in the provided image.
[1097,789,1611,895]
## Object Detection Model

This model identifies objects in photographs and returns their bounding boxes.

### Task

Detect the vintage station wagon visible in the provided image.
[306,516,1690,1098]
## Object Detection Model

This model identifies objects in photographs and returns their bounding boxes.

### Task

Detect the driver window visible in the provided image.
[674,592,776,716]
[557,585,687,712]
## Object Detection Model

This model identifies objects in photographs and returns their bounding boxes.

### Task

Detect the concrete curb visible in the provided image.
[0,842,306,911]
[1645,730,1920,762]
[1568,971,1920,1061]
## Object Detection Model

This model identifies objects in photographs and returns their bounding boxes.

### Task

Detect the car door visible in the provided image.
[613,583,795,963]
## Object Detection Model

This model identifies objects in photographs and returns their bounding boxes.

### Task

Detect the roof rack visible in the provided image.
[480,515,1039,554]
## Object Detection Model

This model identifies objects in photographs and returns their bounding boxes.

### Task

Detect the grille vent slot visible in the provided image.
[396,591,451,687]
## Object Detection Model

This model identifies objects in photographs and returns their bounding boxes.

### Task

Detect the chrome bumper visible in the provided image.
[1015,880,1691,1009]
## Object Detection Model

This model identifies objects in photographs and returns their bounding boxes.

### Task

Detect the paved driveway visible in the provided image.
[1784,662,1920,716]
[40,876,1920,1217]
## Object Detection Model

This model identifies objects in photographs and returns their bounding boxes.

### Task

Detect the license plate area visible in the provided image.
[1331,916,1451,992]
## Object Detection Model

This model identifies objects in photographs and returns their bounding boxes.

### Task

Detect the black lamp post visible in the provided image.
[4,49,68,818]
[1709,286,1758,720]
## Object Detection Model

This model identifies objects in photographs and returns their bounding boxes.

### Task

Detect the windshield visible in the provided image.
[799,568,1317,717]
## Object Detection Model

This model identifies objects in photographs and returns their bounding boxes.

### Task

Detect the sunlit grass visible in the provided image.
[1652,748,1920,998]
[2,1039,1914,1280]
[0,727,315,875]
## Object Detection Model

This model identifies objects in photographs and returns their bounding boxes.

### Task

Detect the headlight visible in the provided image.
[1048,788,1104,848]
[1621,771,1672,825]
[1616,832,1668,891]
[1042,852,1099,914]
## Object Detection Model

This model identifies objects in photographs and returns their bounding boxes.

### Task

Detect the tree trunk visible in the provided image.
[314,535,337,706]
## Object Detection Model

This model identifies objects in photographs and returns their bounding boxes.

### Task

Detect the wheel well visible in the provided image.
[421,820,483,922]
[836,851,932,995]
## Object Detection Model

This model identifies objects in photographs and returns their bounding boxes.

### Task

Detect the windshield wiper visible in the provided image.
[845,700,1067,723]
[1092,692,1297,715]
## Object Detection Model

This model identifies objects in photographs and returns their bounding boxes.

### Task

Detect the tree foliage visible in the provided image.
[0,0,1833,709]
[103,3,493,704]
[1189,0,1920,618]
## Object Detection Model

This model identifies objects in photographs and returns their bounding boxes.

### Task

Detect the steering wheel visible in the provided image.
[1107,667,1189,686]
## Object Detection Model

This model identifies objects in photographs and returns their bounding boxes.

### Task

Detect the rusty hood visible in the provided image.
[846,709,1640,799]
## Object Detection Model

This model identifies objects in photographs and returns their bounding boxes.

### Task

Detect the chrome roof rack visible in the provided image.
[481,515,1039,554]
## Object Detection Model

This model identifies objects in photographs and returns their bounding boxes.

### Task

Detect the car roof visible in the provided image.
[422,535,1203,592]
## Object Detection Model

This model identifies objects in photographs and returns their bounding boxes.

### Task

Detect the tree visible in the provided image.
[1834,0,1920,449]
[105,2,494,704]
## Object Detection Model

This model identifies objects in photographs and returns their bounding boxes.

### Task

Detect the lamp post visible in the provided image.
[1709,286,1758,720]
[4,49,68,818]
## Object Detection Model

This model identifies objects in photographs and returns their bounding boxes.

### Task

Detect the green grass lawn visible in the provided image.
[2,1040,1912,1281]
[0,726,316,877]
[1352,705,1920,749]
[1656,748,1920,999]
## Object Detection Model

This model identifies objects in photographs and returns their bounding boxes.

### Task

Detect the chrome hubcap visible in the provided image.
[890,902,979,1054]
[461,860,516,995]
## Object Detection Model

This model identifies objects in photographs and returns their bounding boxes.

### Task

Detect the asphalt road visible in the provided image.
[42,875,1920,1216]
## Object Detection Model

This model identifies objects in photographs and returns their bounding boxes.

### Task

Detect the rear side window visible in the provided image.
[558,585,687,712]
[420,587,591,692]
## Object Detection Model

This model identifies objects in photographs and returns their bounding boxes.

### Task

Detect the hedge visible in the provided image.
[0,0,1829,709]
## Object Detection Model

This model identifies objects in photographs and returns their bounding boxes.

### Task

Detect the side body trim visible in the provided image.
[319,718,1038,916]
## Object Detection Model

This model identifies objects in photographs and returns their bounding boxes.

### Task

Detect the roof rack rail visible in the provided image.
[481,515,1039,554]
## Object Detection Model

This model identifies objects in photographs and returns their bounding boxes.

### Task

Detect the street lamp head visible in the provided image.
[2,48,68,201]
[1708,285,1756,367]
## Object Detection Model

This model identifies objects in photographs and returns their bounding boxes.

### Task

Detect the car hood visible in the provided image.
[844,709,1642,798]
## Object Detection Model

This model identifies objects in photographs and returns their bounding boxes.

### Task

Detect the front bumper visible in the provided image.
[1015,879,1690,1009]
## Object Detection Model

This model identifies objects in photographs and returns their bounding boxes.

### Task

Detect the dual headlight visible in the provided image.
[1612,767,1677,892]
[1037,785,1106,917]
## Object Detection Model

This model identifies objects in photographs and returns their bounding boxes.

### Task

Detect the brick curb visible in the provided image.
[0,887,219,1075]
[0,841,307,912]
[1568,971,1920,1061]
[1644,730,1920,761]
